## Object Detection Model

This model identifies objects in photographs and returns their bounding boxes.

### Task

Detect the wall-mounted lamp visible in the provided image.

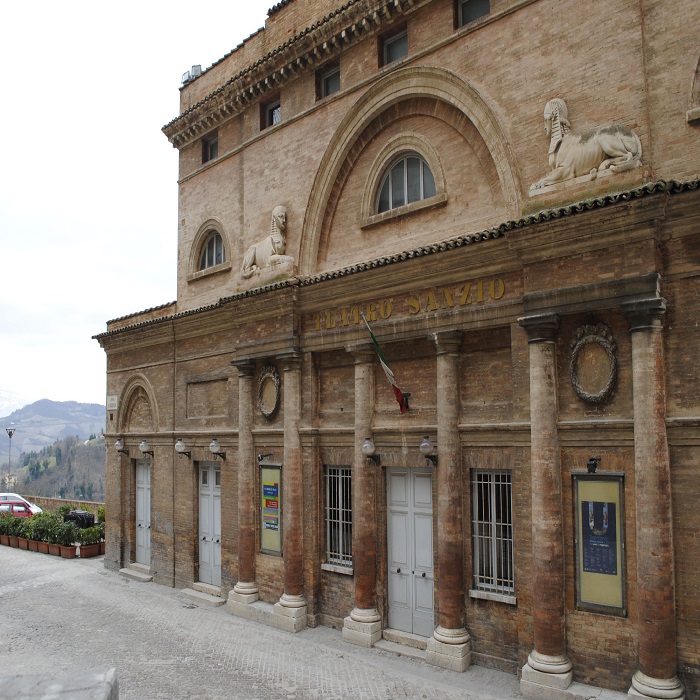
[209,439,226,460]
[257,453,273,463]
[139,440,154,458]
[175,439,191,459]
[114,438,129,456]
[361,437,381,465]
[587,456,600,474]
[419,436,438,466]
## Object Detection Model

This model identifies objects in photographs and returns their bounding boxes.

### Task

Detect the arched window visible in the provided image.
[376,153,436,214]
[199,232,225,270]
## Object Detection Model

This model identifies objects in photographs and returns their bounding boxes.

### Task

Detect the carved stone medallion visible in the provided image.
[258,365,281,419]
[569,324,617,405]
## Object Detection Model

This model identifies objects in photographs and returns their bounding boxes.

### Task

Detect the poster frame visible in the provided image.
[572,471,626,616]
[259,462,282,556]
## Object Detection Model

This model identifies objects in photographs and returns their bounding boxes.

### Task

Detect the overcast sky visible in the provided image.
[0,2,269,412]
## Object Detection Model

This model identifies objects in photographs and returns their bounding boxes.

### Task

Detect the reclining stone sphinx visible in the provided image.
[242,205,294,279]
[530,98,642,190]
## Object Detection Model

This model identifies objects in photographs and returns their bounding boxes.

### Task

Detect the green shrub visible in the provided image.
[78,525,102,546]
[26,512,58,543]
[97,505,105,524]
[0,514,13,536]
[55,521,78,547]
[8,517,28,537]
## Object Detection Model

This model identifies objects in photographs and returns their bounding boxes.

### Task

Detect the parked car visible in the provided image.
[0,501,34,517]
[0,493,42,514]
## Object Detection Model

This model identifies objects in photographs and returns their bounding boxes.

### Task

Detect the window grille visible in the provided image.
[325,466,352,567]
[472,470,514,593]
[199,232,224,270]
[377,154,436,213]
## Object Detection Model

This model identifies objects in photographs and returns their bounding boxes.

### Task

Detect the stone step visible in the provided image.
[179,588,225,607]
[374,638,427,662]
[119,567,153,583]
[190,581,222,598]
[382,628,428,650]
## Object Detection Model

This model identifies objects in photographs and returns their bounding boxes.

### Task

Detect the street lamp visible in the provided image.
[5,427,16,489]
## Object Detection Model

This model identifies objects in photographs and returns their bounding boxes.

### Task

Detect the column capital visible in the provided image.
[621,298,667,333]
[519,313,560,343]
[279,352,302,372]
[345,341,374,364]
[232,358,255,377]
[431,330,462,355]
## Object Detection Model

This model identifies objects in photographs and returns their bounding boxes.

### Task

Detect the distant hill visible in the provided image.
[1,400,105,458]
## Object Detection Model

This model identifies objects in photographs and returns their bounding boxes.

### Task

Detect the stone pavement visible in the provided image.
[0,547,522,700]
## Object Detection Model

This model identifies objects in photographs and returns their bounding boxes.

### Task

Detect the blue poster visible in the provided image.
[582,501,617,575]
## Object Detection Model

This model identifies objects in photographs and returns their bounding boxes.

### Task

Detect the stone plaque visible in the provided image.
[258,365,280,419]
[569,324,617,405]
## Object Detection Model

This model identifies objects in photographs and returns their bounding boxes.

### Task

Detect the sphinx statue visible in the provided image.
[530,98,642,190]
[242,205,294,279]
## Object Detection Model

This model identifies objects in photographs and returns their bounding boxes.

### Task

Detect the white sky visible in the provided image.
[0,1,269,410]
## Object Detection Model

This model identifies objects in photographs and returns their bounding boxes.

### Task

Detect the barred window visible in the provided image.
[199,232,224,270]
[325,466,352,567]
[472,470,514,594]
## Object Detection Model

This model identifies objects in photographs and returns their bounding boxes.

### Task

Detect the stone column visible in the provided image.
[426,331,471,672]
[342,344,381,648]
[273,354,307,632]
[622,299,684,700]
[519,314,573,697]
[230,360,258,604]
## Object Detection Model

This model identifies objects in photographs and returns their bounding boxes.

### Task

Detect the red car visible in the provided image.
[0,501,33,517]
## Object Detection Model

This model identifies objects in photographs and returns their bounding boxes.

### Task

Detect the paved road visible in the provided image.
[0,547,522,699]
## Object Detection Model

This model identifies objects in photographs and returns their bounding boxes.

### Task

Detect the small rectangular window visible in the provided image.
[262,98,281,130]
[325,466,352,567]
[472,470,514,594]
[202,132,218,163]
[317,65,341,99]
[459,0,490,27]
[382,29,408,66]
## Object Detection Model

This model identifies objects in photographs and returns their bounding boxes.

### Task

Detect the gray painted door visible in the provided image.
[135,460,151,566]
[387,467,434,637]
[199,463,222,586]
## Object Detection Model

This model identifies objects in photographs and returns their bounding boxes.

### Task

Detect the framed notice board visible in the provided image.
[573,472,626,616]
[260,463,282,555]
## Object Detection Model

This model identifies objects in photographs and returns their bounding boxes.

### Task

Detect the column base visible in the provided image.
[629,671,684,699]
[342,615,382,648]
[230,581,259,604]
[277,592,306,609]
[426,631,471,672]
[272,601,307,633]
[521,652,573,700]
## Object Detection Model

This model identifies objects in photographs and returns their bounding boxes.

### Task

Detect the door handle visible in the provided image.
[147,525,150,530]
[422,572,426,578]
[215,539,220,544]
[202,536,207,541]
[396,568,401,574]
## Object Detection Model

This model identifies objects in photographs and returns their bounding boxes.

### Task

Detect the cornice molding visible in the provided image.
[162,0,429,149]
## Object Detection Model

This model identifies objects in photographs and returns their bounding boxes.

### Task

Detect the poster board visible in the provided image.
[573,472,625,615]
[260,463,282,555]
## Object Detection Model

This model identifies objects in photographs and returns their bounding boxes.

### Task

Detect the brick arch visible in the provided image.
[117,375,159,434]
[299,66,521,275]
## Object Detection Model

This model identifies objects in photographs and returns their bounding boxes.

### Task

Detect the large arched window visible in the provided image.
[376,153,437,213]
[199,231,225,270]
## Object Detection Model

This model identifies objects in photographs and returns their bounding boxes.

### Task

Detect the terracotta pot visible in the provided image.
[28,539,39,552]
[48,543,61,556]
[0,534,9,546]
[37,541,50,554]
[79,543,101,558]
[18,537,29,550]
[60,545,78,559]
[99,541,106,555]
[9,536,19,547]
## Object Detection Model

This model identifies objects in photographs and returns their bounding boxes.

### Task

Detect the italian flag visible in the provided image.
[362,313,407,414]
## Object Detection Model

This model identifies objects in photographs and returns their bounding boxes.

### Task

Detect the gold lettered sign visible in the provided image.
[573,472,625,615]
[260,463,282,555]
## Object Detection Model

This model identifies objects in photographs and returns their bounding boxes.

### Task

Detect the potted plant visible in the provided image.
[56,521,78,559]
[7,516,24,547]
[25,515,40,551]
[78,525,102,558]
[98,521,106,555]
[16,517,30,550]
[27,512,54,554]
[0,514,12,545]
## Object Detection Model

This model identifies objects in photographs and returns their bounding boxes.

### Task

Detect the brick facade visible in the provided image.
[96,1,700,697]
